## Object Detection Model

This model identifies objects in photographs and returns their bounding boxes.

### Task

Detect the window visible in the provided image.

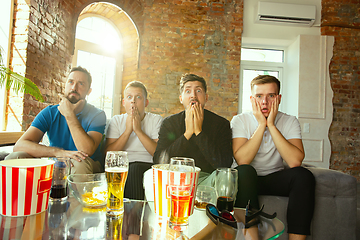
[73,16,123,119]
[239,48,284,114]
[0,0,13,131]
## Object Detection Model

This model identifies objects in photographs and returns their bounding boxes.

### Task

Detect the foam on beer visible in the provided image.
[105,167,127,172]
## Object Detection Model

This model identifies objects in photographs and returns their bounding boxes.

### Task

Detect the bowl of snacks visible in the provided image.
[194,185,217,210]
[67,173,108,208]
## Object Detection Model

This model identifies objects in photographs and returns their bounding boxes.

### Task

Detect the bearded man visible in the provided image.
[5,66,106,174]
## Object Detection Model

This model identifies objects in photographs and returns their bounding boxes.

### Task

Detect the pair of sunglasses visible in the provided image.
[245,200,277,228]
[206,203,238,229]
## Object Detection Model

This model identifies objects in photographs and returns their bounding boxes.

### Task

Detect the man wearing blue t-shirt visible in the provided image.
[5,66,106,174]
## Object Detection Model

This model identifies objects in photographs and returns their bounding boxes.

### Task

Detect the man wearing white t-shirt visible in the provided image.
[231,75,315,240]
[105,81,162,199]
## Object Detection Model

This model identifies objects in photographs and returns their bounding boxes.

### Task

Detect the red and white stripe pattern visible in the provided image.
[0,215,26,239]
[168,171,193,187]
[0,164,53,217]
[152,164,200,218]
[0,209,49,240]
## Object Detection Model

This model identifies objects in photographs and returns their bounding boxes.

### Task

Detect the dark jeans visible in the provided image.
[124,162,153,200]
[234,164,315,235]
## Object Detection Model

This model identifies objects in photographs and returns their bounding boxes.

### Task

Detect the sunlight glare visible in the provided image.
[76,16,121,52]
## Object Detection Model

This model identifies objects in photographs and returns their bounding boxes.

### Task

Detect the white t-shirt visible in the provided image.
[106,112,163,163]
[231,111,302,176]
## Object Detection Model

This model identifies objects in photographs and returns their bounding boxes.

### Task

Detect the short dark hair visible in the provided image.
[179,73,207,93]
[70,66,92,87]
[251,75,281,94]
[124,81,148,99]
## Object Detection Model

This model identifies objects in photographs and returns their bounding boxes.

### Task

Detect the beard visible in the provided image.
[66,91,82,104]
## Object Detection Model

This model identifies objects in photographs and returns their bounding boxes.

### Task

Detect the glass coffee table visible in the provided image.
[0,197,284,239]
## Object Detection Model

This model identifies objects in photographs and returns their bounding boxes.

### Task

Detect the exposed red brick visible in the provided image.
[322,0,360,180]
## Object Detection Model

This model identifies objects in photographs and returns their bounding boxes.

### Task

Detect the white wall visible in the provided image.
[242,0,321,45]
[284,37,300,117]
[241,0,333,168]
[297,35,333,168]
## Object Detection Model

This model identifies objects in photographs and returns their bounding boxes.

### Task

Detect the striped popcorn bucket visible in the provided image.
[0,210,48,240]
[152,164,200,218]
[0,159,55,217]
[0,215,26,239]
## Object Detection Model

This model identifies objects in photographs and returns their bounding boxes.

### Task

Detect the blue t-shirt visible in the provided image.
[31,102,106,161]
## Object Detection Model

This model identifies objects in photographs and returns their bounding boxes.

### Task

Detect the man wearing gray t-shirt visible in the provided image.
[231,75,315,240]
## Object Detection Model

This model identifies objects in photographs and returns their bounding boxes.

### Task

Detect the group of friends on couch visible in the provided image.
[3,66,315,240]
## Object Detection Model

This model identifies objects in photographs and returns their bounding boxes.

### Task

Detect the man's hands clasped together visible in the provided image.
[184,101,204,140]
[125,106,143,135]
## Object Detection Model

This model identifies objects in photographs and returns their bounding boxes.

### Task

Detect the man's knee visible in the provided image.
[291,166,315,189]
[70,157,94,174]
[4,151,33,160]
[235,164,257,180]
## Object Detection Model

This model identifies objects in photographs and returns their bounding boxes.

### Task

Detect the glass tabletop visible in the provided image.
[0,197,284,240]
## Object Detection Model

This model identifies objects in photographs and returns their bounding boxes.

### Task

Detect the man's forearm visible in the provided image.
[65,114,97,155]
[105,131,132,152]
[135,130,157,156]
[234,124,265,165]
[13,140,60,157]
[268,125,304,167]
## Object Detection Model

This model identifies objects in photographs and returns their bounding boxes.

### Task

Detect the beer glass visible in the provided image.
[215,168,238,212]
[106,213,124,240]
[105,151,129,216]
[168,157,195,231]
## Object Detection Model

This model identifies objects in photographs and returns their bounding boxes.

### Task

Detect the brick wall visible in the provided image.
[138,0,242,119]
[322,0,360,180]
[12,0,76,130]
[13,0,144,129]
[15,0,242,130]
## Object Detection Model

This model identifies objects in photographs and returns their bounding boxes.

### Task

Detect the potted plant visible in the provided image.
[0,47,44,102]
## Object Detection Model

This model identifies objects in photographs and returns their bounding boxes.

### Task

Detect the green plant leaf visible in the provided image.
[0,48,44,102]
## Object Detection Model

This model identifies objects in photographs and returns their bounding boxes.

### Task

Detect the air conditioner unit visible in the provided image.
[256,2,316,27]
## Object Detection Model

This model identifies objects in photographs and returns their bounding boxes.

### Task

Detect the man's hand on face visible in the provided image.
[250,97,267,126]
[184,102,195,140]
[192,102,204,135]
[267,95,280,127]
[132,106,142,134]
[58,94,84,118]
[251,95,280,127]
[125,109,133,134]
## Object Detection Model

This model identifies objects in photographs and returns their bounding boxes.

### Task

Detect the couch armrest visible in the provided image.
[305,167,357,197]
[304,167,357,240]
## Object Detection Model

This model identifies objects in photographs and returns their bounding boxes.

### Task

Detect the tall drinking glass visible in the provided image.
[105,151,129,216]
[215,168,238,212]
[168,157,195,231]
[48,157,70,201]
[106,213,124,240]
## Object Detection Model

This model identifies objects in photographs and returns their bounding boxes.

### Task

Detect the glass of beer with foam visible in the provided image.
[105,151,129,216]
[168,157,195,231]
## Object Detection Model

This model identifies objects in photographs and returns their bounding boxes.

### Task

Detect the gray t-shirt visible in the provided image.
[106,112,163,163]
[231,111,302,176]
